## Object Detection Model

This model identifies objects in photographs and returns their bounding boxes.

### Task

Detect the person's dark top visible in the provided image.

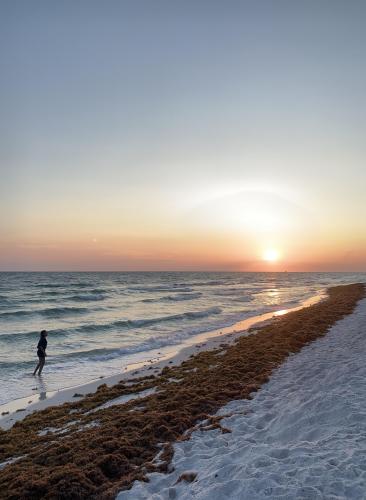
[37,337,47,358]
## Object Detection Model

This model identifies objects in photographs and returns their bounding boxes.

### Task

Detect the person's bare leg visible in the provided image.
[38,358,45,375]
[33,361,40,376]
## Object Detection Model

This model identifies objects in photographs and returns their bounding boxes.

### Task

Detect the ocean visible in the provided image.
[0,271,364,405]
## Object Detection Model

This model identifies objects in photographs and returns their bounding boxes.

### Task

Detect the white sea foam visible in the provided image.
[119,297,366,499]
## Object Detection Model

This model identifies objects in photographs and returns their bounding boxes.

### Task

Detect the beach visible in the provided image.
[0,289,324,430]
[122,287,366,500]
[0,271,337,405]
[3,1,366,498]
[0,272,362,407]
[0,283,364,498]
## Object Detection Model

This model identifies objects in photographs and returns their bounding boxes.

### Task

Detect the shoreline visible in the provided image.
[0,290,325,429]
[0,283,363,499]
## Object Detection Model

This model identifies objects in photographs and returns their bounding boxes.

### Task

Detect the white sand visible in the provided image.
[118,297,366,500]
[0,292,323,431]
[89,387,158,412]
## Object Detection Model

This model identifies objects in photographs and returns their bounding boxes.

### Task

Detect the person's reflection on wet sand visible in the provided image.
[38,377,48,401]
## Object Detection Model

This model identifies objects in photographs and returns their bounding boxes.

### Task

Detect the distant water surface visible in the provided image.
[0,272,364,404]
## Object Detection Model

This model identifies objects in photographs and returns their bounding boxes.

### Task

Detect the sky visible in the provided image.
[1,0,366,271]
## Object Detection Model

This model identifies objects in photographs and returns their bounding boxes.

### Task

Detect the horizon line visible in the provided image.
[0,270,365,274]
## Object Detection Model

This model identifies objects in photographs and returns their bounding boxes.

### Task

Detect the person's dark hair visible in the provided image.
[40,330,47,337]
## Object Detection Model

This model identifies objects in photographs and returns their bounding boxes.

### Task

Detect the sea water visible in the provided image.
[0,272,364,405]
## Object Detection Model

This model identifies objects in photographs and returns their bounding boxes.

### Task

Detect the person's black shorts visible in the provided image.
[37,350,45,358]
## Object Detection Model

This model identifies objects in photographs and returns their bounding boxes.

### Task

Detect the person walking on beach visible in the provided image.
[33,330,48,376]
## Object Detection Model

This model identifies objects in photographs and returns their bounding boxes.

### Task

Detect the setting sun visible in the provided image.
[263,249,280,262]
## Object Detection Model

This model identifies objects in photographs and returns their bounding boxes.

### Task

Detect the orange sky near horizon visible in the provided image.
[2,184,366,271]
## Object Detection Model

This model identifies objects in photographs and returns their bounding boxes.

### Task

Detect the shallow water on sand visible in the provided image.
[0,272,364,404]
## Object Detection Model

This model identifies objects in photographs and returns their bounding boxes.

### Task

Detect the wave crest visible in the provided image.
[0,306,91,320]
[142,292,202,303]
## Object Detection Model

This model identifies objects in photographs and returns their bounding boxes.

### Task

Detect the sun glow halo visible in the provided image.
[263,248,280,262]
